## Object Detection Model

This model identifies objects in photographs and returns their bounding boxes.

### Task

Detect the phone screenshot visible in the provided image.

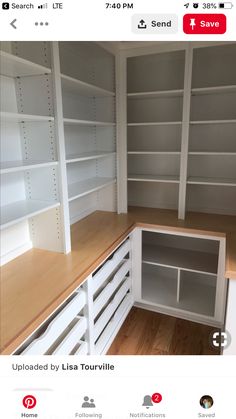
[0,1,236,418]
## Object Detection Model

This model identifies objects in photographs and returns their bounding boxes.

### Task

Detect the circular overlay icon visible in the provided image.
[23,395,37,409]
[152,393,162,403]
[209,329,231,350]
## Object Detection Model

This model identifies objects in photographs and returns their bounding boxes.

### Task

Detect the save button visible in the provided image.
[183,14,226,34]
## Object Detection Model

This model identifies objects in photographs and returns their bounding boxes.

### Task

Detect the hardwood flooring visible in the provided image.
[107,308,220,355]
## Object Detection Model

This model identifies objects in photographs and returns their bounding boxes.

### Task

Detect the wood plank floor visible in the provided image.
[107,308,220,355]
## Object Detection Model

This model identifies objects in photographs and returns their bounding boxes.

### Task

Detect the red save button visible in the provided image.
[183,14,226,34]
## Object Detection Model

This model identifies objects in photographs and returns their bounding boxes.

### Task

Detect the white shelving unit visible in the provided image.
[0,41,117,265]
[0,42,68,264]
[126,50,185,212]
[122,43,236,218]
[59,42,117,224]
[186,44,236,215]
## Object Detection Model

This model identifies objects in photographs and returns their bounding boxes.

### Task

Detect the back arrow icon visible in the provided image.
[10,19,17,29]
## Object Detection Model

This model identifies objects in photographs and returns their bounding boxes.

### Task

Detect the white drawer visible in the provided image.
[52,316,87,355]
[92,239,131,295]
[94,277,131,341]
[95,293,133,355]
[93,259,131,318]
[21,289,86,355]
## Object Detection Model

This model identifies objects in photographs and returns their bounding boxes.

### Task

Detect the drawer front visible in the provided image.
[94,277,132,341]
[95,293,133,355]
[52,316,87,355]
[21,289,86,355]
[92,239,131,295]
[93,259,131,318]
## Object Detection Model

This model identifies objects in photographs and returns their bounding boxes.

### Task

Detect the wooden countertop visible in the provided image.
[1,207,236,354]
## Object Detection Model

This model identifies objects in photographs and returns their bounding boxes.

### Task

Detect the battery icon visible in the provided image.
[219,2,233,8]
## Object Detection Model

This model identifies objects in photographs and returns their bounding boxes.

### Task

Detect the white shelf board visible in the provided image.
[192,85,236,95]
[179,276,216,317]
[190,119,236,125]
[128,121,182,127]
[128,151,181,155]
[66,151,115,164]
[0,199,60,230]
[61,74,115,97]
[142,264,178,308]
[0,50,51,77]
[127,89,183,99]
[189,151,236,156]
[128,174,180,184]
[0,160,58,174]
[142,265,216,317]
[0,111,54,123]
[142,244,218,275]
[64,118,115,127]
[68,177,116,201]
[187,177,236,186]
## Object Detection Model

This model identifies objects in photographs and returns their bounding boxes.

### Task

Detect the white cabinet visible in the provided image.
[134,228,227,327]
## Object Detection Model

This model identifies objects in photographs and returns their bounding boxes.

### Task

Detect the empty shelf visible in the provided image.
[68,177,116,201]
[128,174,179,183]
[178,271,216,317]
[64,118,115,126]
[187,177,236,186]
[1,199,60,230]
[192,85,236,95]
[190,120,236,125]
[127,89,183,99]
[1,111,54,122]
[128,121,182,127]
[0,160,58,174]
[142,264,178,308]
[66,151,115,163]
[142,244,218,275]
[128,151,181,155]
[0,51,51,77]
[61,74,115,97]
[189,151,236,155]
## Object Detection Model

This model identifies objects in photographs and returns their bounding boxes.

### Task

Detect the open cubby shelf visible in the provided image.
[142,243,218,275]
[142,263,216,317]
